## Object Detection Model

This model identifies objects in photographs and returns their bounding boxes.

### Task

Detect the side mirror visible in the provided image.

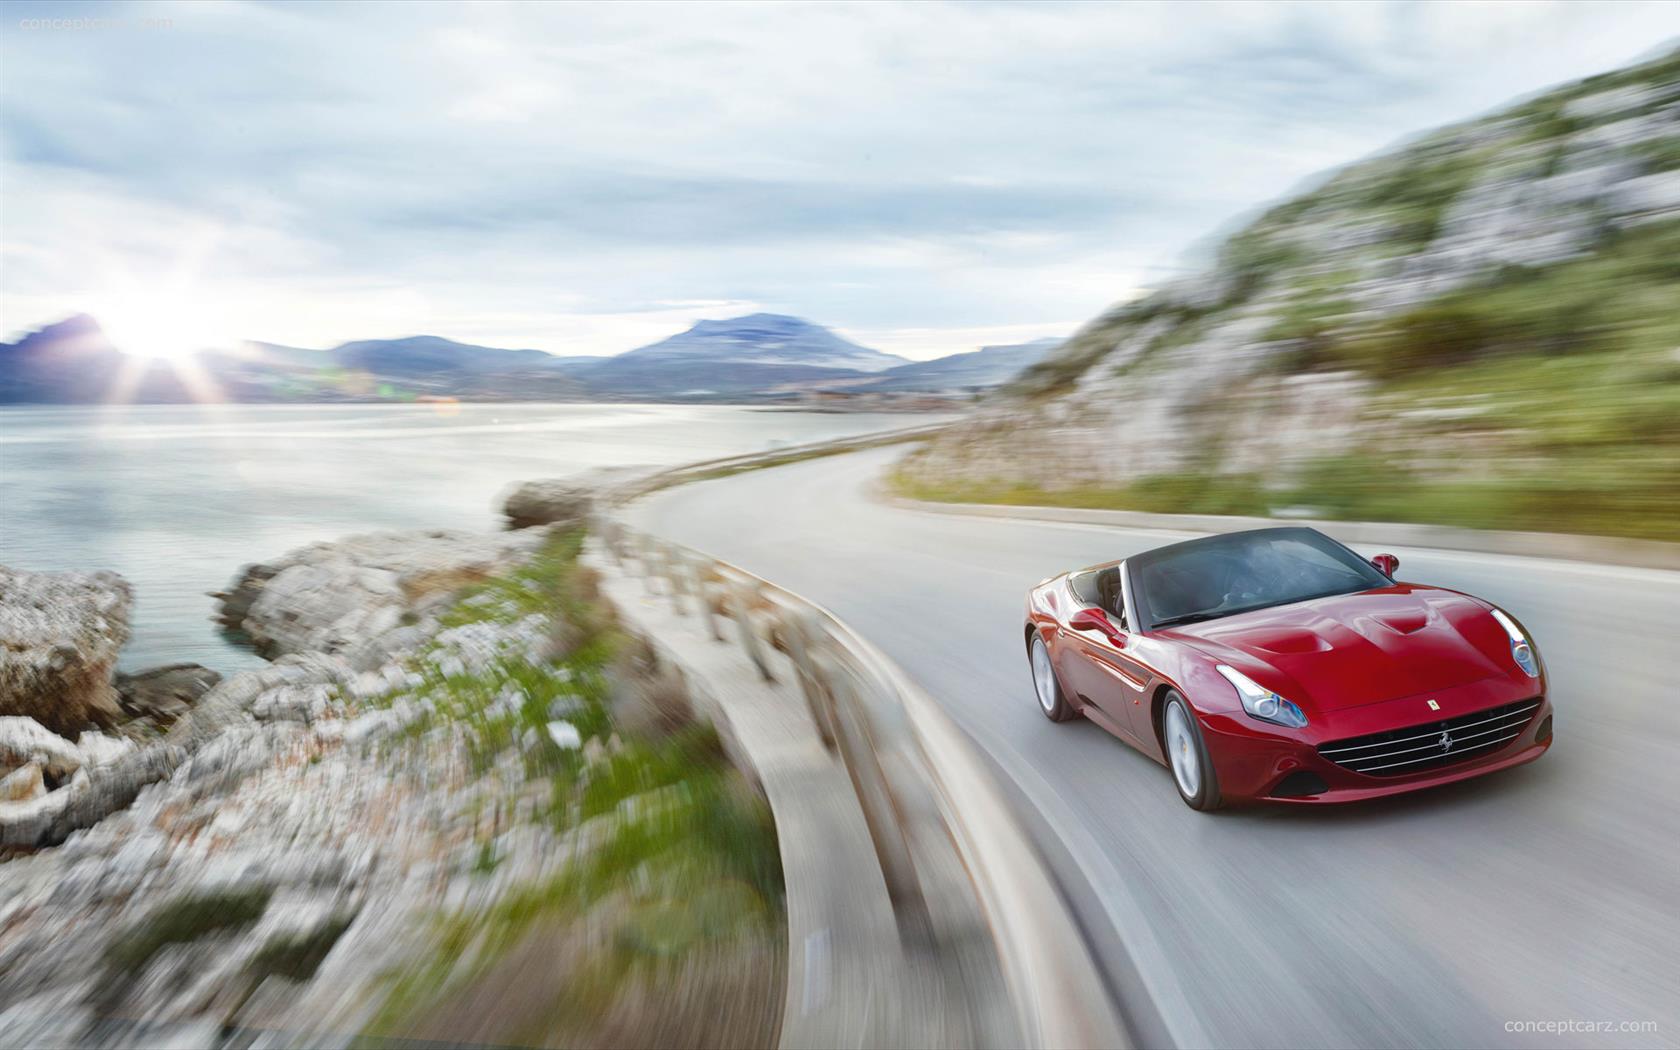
[1070,607,1126,646]
[1371,553,1400,577]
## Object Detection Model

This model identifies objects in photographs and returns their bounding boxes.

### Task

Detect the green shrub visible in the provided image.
[106,887,273,972]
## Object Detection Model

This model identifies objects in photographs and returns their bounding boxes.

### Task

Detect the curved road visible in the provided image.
[629,447,1679,1050]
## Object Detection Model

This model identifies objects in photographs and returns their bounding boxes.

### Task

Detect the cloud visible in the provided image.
[1,1,1674,358]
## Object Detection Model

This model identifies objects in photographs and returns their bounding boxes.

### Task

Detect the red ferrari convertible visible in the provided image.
[1024,527,1551,809]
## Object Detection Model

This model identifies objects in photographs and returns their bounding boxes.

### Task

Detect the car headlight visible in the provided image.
[1216,665,1309,728]
[1489,608,1540,678]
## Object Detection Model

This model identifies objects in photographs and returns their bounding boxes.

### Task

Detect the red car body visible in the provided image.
[1024,529,1552,805]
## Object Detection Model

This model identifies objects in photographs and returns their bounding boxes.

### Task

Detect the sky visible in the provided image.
[0,1,1675,360]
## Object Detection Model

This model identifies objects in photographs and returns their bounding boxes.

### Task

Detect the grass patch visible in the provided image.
[248,915,355,984]
[889,465,1269,518]
[1326,221,1680,378]
[1630,134,1680,173]
[106,887,273,973]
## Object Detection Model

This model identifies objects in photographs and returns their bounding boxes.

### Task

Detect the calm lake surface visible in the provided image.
[0,403,951,672]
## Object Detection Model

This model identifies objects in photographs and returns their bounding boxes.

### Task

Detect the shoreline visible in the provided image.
[2,406,956,674]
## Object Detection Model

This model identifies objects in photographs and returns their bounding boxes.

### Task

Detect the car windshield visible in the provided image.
[1131,528,1390,630]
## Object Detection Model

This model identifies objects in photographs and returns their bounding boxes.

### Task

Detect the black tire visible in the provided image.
[1029,635,1077,722]
[1162,691,1223,811]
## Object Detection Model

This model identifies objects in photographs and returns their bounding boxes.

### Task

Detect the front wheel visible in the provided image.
[1163,692,1222,810]
[1029,635,1076,722]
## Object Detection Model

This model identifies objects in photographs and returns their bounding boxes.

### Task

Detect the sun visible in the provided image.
[93,286,225,361]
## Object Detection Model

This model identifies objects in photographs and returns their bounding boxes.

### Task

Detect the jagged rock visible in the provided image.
[74,731,136,768]
[0,717,84,779]
[0,661,308,849]
[115,664,222,727]
[545,721,582,749]
[0,762,45,802]
[0,566,131,735]
[342,709,398,744]
[1611,170,1680,223]
[215,530,547,658]
[501,479,593,530]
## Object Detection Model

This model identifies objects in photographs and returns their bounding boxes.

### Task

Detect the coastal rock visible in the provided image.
[116,663,223,728]
[216,529,548,658]
[0,762,45,802]
[0,566,131,735]
[502,479,594,530]
[0,534,606,1045]
[73,731,136,769]
[0,716,85,779]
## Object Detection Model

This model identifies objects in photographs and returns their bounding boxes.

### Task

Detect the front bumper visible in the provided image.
[1198,674,1552,804]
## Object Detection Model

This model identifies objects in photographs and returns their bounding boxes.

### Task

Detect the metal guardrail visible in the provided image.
[590,497,1125,1048]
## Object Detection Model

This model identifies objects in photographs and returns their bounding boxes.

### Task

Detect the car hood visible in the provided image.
[1159,586,1509,713]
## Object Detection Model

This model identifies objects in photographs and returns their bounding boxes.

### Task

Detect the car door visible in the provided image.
[1062,621,1133,735]
[1060,568,1152,740]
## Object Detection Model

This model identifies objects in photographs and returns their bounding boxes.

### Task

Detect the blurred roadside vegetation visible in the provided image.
[898,220,1680,542]
[909,47,1680,544]
[357,530,783,1048]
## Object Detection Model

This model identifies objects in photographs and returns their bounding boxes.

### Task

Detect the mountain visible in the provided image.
[321,335,586,399]
[0,309,1054,404]
[856,337,1061,393]
[0,315,149,403]
[897,48,1680,542]
[0,313,919,403]
[331,335,590,378]
[0,325,586,403]
[601,313,903,372]
[570,313,909,397]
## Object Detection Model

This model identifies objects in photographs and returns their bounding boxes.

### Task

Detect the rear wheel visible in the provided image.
[1163,692,1222,810]
[1029,635,1076,722]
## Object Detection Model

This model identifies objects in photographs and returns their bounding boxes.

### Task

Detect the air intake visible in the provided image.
[1271,771,1329,798]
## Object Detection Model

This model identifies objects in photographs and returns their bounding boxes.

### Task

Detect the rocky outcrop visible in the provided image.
[1,527,554,852]
[0,567,131,735]
[0,607,571,1042]
[0,505,778,1048]
[1,523,562,860]
[215,529,550,658]
[0,715,141,847]
[501,479,594,530]
[115,663,222,729]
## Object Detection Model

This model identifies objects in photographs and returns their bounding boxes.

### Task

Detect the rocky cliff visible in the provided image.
[900,48,1680,542]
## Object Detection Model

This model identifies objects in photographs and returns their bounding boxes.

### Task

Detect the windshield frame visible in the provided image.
[1127,527,1390,633]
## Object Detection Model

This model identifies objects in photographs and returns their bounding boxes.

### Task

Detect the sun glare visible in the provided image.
[94,287,225,361]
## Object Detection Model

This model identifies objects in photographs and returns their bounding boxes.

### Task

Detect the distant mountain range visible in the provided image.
[855,338,1063,393]
[0,313,1060,404]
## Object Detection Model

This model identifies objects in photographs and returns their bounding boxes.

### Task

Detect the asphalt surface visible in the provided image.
[629,447,1680,1050]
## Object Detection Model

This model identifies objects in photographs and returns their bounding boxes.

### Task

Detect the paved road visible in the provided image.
[629,447,1680,1050]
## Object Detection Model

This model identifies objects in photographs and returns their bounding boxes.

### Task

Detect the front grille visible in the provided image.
[1317,698,1542,778]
